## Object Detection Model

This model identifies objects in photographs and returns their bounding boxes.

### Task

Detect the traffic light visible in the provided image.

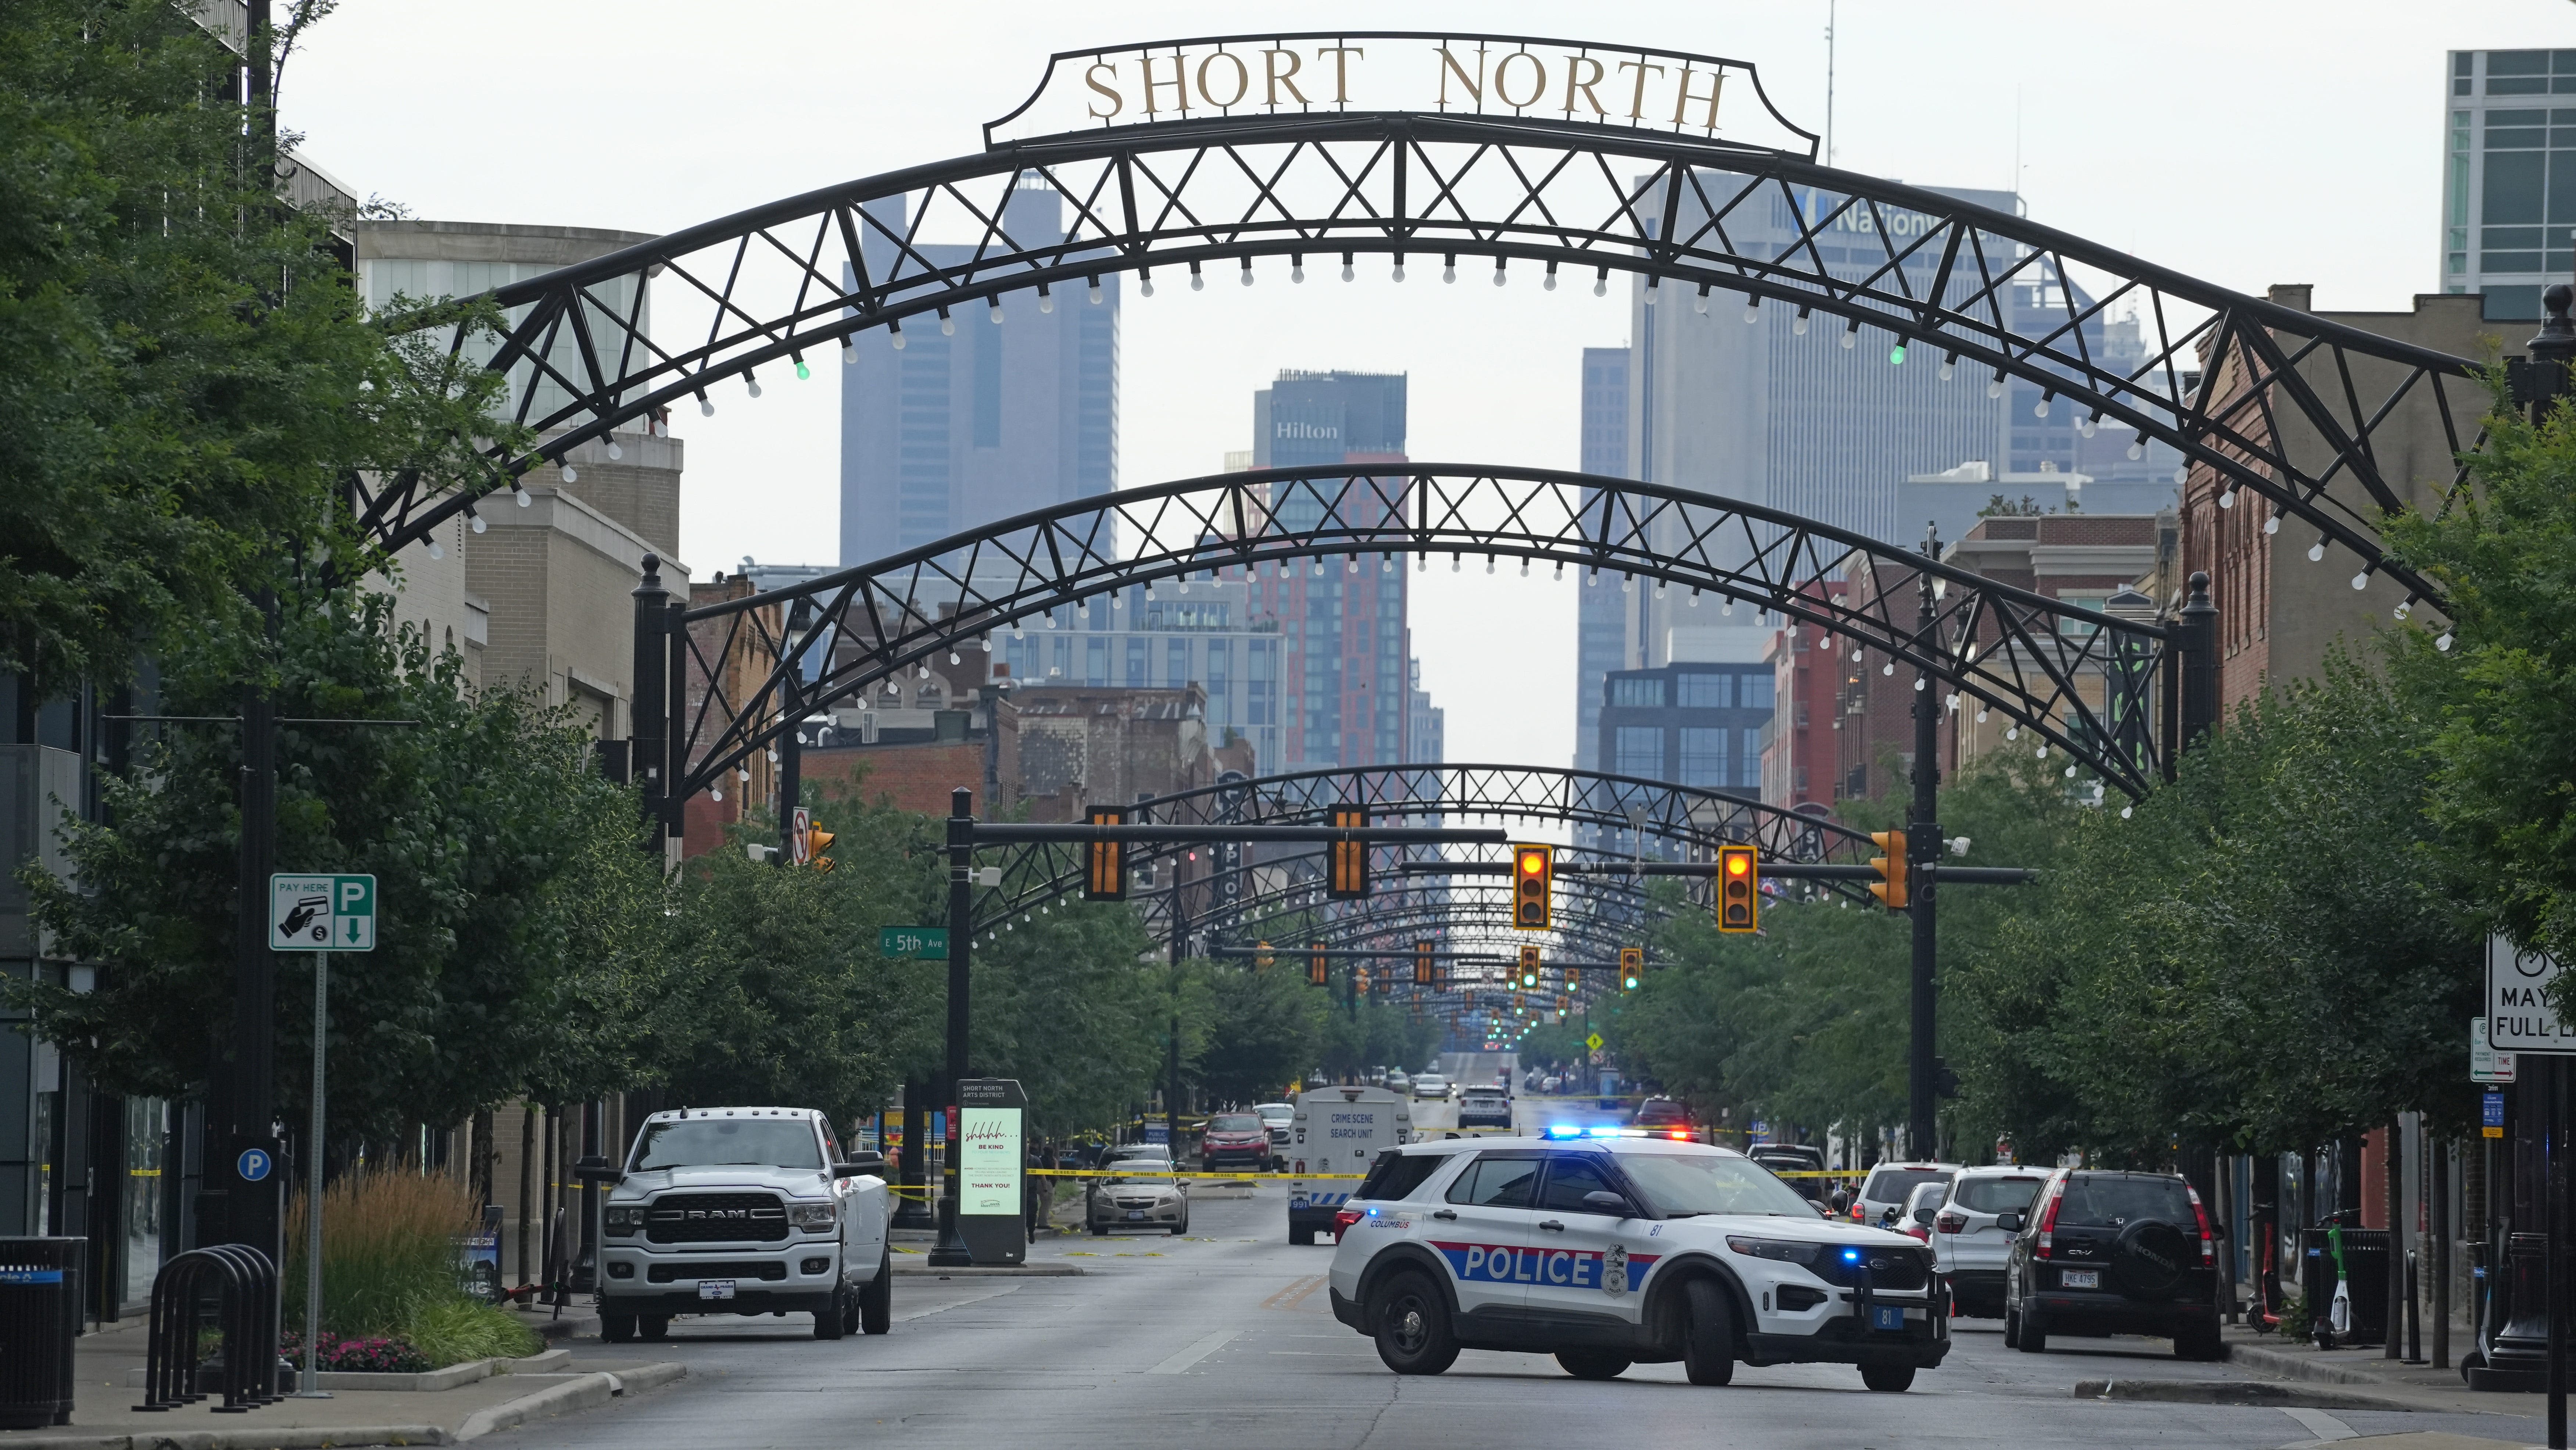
[805,825,836,872]
[1555,993,1571,1013]
[1255,940,1275,971]
[1620,946,1643,991]
[1716,843,1757,932]
[1084,804,1127,900]
[1356,964,1372,998]
[1869,830,1909,910]
[1563,962,1580,987]
[1512,843,1553,929]
[1414,940,1435,987]
[1308,943,1328,987]
[1518,945,1541,988]
[1512,992,1526,1011]
[1328,803,1370,899]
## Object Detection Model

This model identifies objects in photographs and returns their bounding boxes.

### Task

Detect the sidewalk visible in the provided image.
[0,1315,681,1450]
[2211,1319,2527,1418]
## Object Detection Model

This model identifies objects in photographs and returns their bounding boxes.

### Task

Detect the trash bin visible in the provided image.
[0,1238,84,1428]
[2299,1225,2390,1346]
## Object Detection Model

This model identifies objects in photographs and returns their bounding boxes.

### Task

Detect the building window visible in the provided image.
[1614,726,1665,779]
[1741,672,1776,710]
[1609,675,1666,707]
[1086,637,1108,685]
[1050,637,1069,678]
[1675,672,1733,709]
[1167,638,1189,686]
[1126,636,1148,686]
[1678,728,1729,787]
[1741,728,1762,788]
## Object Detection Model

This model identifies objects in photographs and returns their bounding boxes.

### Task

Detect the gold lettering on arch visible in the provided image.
[1436,45,1486,106]
[1492,51,1545,110]
[1314,45,1364,103]
[1615,58,1666,121]
[1672,64,1724,132]
[1139,52,1190,116]
[1198,50,1251,108]
[1263,47,1310,106]
[1561,54,1608,117]
[1084,61,1122,119]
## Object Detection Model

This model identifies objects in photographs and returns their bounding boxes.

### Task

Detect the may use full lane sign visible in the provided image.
[2487,933,2572,1054]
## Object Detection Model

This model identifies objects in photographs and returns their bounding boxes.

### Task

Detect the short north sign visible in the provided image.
[986,32,1817,154]
[2486,933,2571,1054]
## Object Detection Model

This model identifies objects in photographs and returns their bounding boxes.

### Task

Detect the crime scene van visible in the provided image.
[1288,1086,1412,1245]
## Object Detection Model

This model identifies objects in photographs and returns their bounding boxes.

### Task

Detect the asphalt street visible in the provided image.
[516,1179,2548,1450]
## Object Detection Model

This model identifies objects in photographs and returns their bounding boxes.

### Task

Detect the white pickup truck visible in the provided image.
[1287,1086,1412,1245]
[595,1106,892,1341]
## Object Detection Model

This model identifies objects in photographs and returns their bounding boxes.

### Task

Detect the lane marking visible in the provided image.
[1261,1275,1326,1311]
[2279,1407,2357,1442]
[1145,1329,1240,1375]
[894,1284,1021,1322]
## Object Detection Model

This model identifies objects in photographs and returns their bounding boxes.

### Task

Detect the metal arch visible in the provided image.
[961,760,1876,932]
[373,110,2475,604]
[1206,856,1684,953]
[678,464,2174,798]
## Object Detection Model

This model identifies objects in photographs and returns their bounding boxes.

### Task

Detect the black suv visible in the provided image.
[2005,1169,2221,1359]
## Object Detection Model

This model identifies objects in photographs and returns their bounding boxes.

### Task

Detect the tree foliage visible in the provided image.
[0,0,516,694]
[11,588,664,1146]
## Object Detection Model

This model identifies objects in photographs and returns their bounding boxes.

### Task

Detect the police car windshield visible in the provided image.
[629,1119,822,1171]
[1621,1154,1818,1218]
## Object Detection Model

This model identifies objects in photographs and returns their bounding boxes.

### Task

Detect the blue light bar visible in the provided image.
[1545,1124,1583,1138]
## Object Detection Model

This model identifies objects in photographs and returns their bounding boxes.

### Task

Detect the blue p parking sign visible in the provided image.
[237,1147,272,1182]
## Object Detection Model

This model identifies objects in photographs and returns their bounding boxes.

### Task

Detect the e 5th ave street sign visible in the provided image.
[271,874,376,951]
[879,927,948,959]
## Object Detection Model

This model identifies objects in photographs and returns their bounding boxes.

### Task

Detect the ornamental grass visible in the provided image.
[282,1168,539,1366]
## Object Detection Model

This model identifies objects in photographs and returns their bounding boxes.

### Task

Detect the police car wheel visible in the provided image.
[1680,1278,1737,1386]
[1554,1350,1631,1381]
[1370,1271,1459,1375]
[1860,1362,1915,1392]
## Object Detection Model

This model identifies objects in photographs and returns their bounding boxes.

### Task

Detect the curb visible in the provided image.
[2072,1377,2411,1412]
[453,1363,684,1443]
[2224,1339,2433,1389]
[0,1427,451,1449]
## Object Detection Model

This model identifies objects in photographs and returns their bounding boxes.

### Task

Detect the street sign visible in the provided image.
[237,1146,272,1182]
[2473,1018,2518,1083]
[879,926,950,959]
[2486,933,2572,1054]
[1584,1032,1603,1052]
[269,874,376,951]
[2484,1090,2507,1139]
[790,806,811,865]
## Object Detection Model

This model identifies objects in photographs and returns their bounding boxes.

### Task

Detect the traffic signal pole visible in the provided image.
[930,788,977,1268]
[1907,529,1942,1164]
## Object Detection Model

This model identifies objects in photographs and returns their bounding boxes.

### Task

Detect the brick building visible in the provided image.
[2182,289,2487,711]
[1759,580,1847,812]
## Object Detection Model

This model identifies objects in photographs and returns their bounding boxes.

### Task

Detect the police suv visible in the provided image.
[1325,1132,1949,1391]
[595,1106,893,1343]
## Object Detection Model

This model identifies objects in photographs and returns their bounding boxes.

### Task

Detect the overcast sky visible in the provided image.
[285,0,2572,772]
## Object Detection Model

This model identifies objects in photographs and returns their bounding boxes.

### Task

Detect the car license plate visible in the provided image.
[698,1279,736,1301]
[1125,1209,1145,1220]
[1871,1305,1906,1331]
[2061,1269,2100,1289]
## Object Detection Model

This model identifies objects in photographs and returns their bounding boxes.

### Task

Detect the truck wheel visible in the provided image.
[1290,1225,1316,1246]
[1369,1271,1459,1375]
[639,1314,671,1342]
[859,1250,891,1335]
[600,1308,637,1344]
[813,1284,848,1340]
[1860,1362,1915,1392]
[1681,1278,1736,1386]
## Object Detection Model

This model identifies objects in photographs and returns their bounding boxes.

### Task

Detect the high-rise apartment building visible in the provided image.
[1573,347,1630,774]
[1245,371,1425,772]
[841,184,1118,564]
[1611,181,2184,676]
[993,579,1277,774]
[2442,50,2576,321]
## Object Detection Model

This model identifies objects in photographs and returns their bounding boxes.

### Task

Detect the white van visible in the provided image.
[1287,1085,1413,1245]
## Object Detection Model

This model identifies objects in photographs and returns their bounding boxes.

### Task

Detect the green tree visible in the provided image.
[0,0,517,693]
[1193,960,1323,1106]
[654,800,943,1128]
[12,588,664,1145]
[966,899,1168,1136]
[2383,378,2576,968]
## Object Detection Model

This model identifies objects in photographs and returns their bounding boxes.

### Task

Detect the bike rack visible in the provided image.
[133,1245,281,1412]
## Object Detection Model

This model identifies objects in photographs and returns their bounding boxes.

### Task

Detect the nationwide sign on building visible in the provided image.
[985,31,1818,154]
[2486,933,2572,1055]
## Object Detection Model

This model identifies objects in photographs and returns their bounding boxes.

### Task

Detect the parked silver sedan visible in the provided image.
[1086,1153,1191,1235]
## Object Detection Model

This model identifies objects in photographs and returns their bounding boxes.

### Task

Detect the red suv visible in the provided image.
[1632,1097,1699,1142]
[1199,1112,1273,1172]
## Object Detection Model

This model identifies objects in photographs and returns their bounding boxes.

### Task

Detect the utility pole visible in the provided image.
[1906,525,1941,1163]
[929,788,976,1267]
[774,596,809,860]
[1167,863,1187,1161]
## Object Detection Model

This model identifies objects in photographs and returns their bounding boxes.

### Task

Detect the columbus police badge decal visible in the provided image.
[1603,1242,1630,1296]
